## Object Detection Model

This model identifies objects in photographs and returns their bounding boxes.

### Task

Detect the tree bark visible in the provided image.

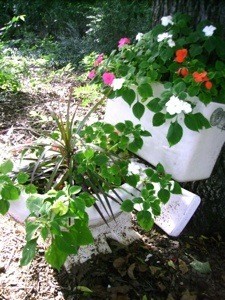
[150,0,225,237]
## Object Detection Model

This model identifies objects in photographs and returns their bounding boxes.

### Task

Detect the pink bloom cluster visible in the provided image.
[118,37,131,48]
[102,72,115,85]
[94,53,104,67]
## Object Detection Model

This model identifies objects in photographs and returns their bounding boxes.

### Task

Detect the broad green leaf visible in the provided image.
[151,201,161,216]
[121,199,134,212]
[26,196,43,213]
[147,98,163,112]
[121,88,136,106]
[167,121,183,146]
[20,239,37,266]
[79,192,95,207]
[173,82,186,94]
[41,226,49,241]
[69,185,81,195]
[190,260,211,274]
[84,148,94,160]
[71,196,86,212]
[140,130,151,137]
[132,102,145,119]
[195,113,211,129]
[25,221,40,241]
[157,189,170,204]
[126,174,139,188]
[75,222,94,246]
[137,83,153,99]
[137,211,154,231]
[25,184,37,194]
[189,44,202,57]
[45,241,68,270]
[17,172,29,184]
[184,114,199,131]
[152,113,166,126]
[1,184,20,200]
[115,122,125,132]
[0,160,13,174]
[171,182,182,194]
[55,231,79,254]
[0,200,10,215]
[145,168,154,177]
[94,154,108,166]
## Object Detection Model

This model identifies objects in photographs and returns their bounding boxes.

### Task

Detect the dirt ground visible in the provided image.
[0,76,225,300]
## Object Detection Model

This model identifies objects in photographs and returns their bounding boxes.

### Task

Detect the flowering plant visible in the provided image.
[88,13,225,146]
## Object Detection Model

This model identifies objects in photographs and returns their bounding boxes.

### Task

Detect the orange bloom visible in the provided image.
[178,67,189,77]
[175,49,188,63]
[205,81,213,89]
[193,71,209,83]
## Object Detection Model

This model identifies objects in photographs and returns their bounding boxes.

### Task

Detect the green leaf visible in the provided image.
[94,154,108,166]
[121,88,136,106]
[157,189,170,204]
[84,148,95,160]
[1,184,20,200]
[152,113,166,126]
[151,201,161,216]
[0,200,10,215]
[189,44,202,57]
[45,241,68,271]
[121,199,134,212]
[71,196,86,212]
[147,98,163,112]
[76,286,93,294]
[190,260,211,274]
[55,231,79,254]
[79,192,95,207]
[184,114,199,131]
[20,239,37,266]
[171,182,182,194]
[25,184,37,194]
[145,168,154,177]
[140,130,151,137]
[126,174,139,188]
[74,222,94,246]
[41,226,49,241]
[115,122,125,132]
[137,83,153,99]
[173,82,186,94]
[25,221,40,241]
[17,172,29,184]
[0,160,13,174]
[137,211,154,231]
[69,185,81,195]
[26,196,43,214]
[167,121,183,146]
[132,102,145,119]
[195,113,211,129]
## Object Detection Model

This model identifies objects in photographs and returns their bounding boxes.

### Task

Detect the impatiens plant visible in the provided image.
[88,13,225,145]
[0,90,182,270]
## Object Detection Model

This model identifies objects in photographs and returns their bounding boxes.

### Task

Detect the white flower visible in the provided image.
[157,32,172,42]
[136,32,143,41]
[111,78,125,91]
[161,16,174,26]
[167,38,175,47]
[128,161,141,175]
[165,95,192,115]
[203,25,216,37]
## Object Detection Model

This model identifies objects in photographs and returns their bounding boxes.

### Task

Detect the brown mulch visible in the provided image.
[0,74,225,300]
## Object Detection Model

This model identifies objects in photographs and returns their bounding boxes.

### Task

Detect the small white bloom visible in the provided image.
[203,25,216,37]
[136,32,143,41]
[167,38,175,47]
[165,95,192,115]
[111,78,125,91]
[157,32,172,42]
[145,253,153,262]
[128,161,141,175]
[161,15,174,26]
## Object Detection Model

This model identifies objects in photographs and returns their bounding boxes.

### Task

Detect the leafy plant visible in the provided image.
[0,89,181,270]
[89,13,225,145]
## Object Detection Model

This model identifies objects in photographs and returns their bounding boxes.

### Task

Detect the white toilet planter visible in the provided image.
[104,83,225,182]
[8,161,201,267]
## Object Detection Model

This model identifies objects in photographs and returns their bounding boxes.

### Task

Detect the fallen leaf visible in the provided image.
[168,260,176,269]
[127,263,136,280]
[113,257,126,269]
[157,282,166,291]
[138,264,148,272]
[190,260,211,274]
[149,266,161,275]
[178,259,189,274]
[181,290,197,300]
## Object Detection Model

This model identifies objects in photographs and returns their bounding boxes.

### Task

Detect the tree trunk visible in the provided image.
[150,0,225,237]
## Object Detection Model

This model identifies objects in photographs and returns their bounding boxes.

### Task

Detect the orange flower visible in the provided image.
[205,81,213,89]
[175,49,188,63]
[193,71,209,83]
[178,67,189,77]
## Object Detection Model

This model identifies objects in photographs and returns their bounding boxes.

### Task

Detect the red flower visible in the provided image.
[178,67,189,77]
[175,49,188,63]
[205,81,213,89]
[193,71,209,83]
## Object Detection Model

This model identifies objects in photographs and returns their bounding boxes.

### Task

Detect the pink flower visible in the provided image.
[118,37,131,48]
[102,72,115,85]
[94,53,104,67]
[88,70,96,79]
